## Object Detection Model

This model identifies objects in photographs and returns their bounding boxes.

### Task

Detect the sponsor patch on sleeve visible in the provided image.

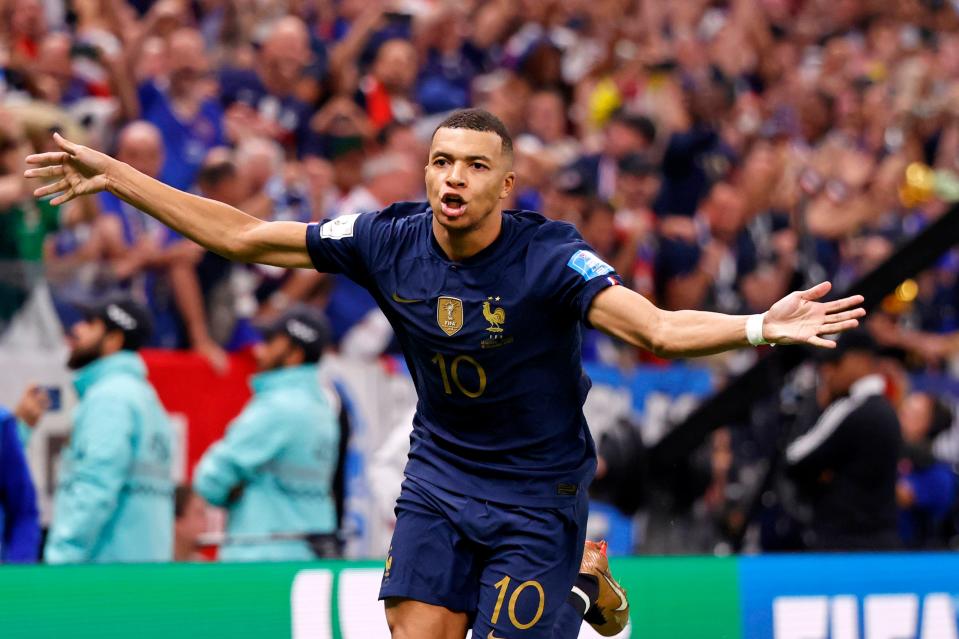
[319,213,360,240]
[567,249,614,281]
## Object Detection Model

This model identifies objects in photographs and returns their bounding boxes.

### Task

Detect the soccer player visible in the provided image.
[26,109,864,638]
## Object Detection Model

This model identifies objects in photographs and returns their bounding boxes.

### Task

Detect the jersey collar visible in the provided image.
[428,210,515,267]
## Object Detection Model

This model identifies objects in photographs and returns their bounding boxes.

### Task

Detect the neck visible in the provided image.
[432,210,503,262]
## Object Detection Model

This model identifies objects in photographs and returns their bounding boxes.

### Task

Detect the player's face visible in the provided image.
[425,127,514,234]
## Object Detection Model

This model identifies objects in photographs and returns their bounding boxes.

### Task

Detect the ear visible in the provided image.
[284,345,306,367]
[500,171,515,200]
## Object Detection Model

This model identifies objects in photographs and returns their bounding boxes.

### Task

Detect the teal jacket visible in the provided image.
[45,352,173,563]
[194,365,339,561]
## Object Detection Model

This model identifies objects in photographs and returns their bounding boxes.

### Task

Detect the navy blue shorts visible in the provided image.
[379,476,588,638]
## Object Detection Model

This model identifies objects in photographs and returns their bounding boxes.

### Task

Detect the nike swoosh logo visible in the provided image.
[391,292,425,304]
[487,632,507,639]
[600,571,629,611]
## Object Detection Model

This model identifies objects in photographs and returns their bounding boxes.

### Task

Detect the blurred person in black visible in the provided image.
[785,330,902,551]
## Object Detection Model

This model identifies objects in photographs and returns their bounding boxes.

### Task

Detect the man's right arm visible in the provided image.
[26,133,314,269]
[193,402,290,506]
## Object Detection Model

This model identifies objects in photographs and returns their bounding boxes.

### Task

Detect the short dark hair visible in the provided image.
[197,160,237,188]
[432,108,513,157]
[610,110,657,145]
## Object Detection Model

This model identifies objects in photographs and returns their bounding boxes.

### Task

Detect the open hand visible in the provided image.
[763,281,866,348]
[23,133,114,206]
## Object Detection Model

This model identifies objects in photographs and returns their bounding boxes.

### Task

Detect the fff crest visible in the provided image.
[437,296,464,336]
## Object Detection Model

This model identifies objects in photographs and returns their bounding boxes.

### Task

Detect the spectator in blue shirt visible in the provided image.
[138,28,225,191]
[897,391,959,549]
[0,385,48,563]
[96,121,201,348]
[219,17,314,157]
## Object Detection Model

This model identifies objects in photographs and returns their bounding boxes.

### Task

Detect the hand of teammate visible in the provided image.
[762,281,866,348]
[23,133,114,206]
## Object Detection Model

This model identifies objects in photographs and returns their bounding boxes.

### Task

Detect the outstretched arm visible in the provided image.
[588,281,865,359]
[24,134,313,269]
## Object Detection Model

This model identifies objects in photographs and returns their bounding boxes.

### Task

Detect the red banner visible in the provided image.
[141,349,257,479]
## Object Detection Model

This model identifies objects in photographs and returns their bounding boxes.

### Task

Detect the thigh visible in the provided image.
[472,497,588,639]
[379,478,483,614]
[384,597,469,639]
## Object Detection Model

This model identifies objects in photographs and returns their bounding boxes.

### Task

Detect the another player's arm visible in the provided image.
[25,133,312,269]
[587,282,865,359]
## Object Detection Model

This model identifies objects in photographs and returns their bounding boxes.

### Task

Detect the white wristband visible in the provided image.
[746,313,769,346]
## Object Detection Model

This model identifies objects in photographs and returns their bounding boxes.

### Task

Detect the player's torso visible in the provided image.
[366,213,585,435]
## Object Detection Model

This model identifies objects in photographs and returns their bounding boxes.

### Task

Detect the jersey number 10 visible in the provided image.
[431,352,487,398]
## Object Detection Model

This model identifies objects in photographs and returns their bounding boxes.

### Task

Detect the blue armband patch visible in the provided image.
[567,250,614,281]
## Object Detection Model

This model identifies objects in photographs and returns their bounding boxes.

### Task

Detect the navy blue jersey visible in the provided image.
[306,203,621,507]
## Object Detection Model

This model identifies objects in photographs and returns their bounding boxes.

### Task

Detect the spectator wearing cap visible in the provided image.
[45,296,174,563]
[784,330,902,551]
[193,307,340,561]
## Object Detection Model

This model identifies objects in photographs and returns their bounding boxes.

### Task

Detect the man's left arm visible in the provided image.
[587,281,865,358]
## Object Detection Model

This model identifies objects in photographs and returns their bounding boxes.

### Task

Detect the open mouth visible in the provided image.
[440,193,467,217]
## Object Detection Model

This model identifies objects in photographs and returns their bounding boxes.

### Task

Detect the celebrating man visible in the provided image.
[26,109,863,637]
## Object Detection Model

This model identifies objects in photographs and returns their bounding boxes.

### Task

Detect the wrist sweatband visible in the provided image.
[746,313,769,346]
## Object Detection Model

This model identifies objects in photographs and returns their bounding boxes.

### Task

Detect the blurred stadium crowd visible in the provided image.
[3,0,959,562]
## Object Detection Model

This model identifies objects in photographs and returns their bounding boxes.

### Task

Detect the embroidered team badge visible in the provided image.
[483,297,505,333]
[437,296,464,336]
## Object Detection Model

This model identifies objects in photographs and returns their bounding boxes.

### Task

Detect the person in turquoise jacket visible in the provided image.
[194,307,340,561]
[45,296,174,564]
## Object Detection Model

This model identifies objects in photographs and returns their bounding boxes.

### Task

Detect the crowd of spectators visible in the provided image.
[3,0,959,557]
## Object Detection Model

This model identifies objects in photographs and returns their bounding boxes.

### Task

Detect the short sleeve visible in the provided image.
[305,211,378,283]
[533,221,623,325]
